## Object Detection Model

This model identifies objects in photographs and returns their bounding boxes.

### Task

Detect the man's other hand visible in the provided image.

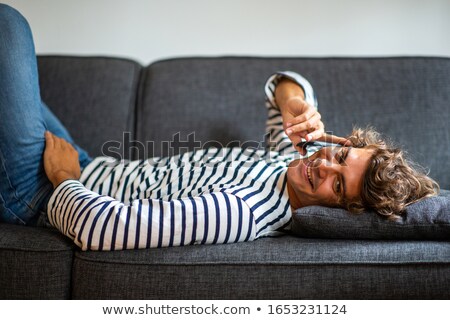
[44,131,81,188]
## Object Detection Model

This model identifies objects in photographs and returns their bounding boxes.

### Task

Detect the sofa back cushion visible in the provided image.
[38,56,141,159]
[138,57,450,188]
[136,58,269,159]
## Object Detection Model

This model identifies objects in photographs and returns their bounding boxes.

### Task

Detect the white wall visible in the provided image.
[3,0,450,65]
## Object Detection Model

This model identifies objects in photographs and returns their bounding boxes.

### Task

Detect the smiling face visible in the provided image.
[287,146,373,209]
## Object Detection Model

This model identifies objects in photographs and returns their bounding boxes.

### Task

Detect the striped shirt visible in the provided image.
[47,71,319,251]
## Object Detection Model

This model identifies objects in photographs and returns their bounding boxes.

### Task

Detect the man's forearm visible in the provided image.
[274,79,305,112]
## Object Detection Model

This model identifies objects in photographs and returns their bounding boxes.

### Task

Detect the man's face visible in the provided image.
[287,146,373,209]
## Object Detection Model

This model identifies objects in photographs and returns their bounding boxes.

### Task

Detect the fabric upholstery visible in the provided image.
[292,189,450,240]
[72,237,450,299]
[0,224,74,299]
[37,56,142,159]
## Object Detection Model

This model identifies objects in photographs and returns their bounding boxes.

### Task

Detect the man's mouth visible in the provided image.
[304,161,314,189]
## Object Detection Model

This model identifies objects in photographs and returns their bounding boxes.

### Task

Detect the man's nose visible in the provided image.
[315,156,338,178]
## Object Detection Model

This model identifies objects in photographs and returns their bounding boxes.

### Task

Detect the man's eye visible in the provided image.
[335,179,341,194]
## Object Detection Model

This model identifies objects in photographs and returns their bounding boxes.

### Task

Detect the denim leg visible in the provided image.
[0,4,90,225]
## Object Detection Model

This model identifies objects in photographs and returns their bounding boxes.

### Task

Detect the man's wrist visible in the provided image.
[51,171,78,188]
[275,79,306,111]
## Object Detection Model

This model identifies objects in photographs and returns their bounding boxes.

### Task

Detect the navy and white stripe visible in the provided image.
[47,71,317,251]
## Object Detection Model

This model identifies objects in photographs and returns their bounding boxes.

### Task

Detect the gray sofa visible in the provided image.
[0,56,449,299]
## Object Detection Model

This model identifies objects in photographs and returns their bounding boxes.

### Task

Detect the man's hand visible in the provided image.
[275,79,350,154]
[283,96,323,141]
[44,131,81,188]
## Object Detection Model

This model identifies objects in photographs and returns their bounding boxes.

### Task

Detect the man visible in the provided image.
[0,4,438,251]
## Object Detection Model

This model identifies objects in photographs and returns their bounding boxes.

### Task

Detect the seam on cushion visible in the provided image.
[133,64,147,159]
[126,62,143,160]
[73,254,450,266]
[295,213,450,226]
[149,56,450,66]
[0,247,74,253]
[37,54,141,66]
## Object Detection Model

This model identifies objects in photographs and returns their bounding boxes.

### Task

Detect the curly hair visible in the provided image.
[343,127,439,219]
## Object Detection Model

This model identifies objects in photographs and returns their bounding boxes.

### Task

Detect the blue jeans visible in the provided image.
[0,4,92,226]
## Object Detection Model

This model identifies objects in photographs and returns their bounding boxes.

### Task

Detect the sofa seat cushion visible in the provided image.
[0,224,74,299]
[72,237,450,299]
[292,190,450,240]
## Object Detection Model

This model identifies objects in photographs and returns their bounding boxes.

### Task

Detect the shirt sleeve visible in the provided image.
[264,71,318,156]
[47,180,256,251]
